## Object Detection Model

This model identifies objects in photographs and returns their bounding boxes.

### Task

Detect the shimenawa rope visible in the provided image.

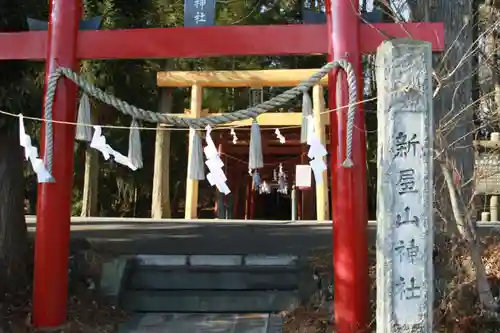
[42,60,358,180]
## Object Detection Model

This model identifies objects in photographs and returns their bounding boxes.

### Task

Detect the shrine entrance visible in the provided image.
[205,126,315,221]
[257,190,292,220]
[221,126,305,221]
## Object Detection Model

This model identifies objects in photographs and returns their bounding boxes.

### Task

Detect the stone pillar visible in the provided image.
[376,39,434,332]
[490,132,500,221]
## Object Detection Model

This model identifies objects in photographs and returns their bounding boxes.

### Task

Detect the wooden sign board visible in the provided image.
[184,0,216,27]
[295,164,312,189]
[475,152,500,194]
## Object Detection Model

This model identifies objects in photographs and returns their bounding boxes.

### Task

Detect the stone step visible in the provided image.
[134,254,299,267]
[119,313,283,333]
[128,268,299,291]
[121,290,300,313]
[134,265,299,273]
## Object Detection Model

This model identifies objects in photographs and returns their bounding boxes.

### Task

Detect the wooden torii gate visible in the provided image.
[155,68,330,221]
[0,0,444,331]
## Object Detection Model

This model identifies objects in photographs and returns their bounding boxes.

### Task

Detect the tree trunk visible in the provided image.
[408,0,476,313]
[81,111,99,217]
[408,0,475,222]
[0,124,29,294]
[151,81,173,218]
[81,148,99,217]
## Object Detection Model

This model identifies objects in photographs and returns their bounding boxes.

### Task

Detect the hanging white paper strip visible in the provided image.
[204,125,230,194]
[18,114,53,183]
[90,125,137,171]
[306,115,328,185]
[230,128,238,144]
[275,128,286,144]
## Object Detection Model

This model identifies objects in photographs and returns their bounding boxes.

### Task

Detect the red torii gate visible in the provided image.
[0,0,443,331]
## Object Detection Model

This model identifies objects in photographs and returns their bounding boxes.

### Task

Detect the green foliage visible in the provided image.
[74,0,330,217]
[0,0,46,207]
[0,0,45,119]
[0,0,377,217]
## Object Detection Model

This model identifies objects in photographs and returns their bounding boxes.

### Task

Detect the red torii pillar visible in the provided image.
[32,1,82,327]
[0,0,443,329]
[327,0,366,330]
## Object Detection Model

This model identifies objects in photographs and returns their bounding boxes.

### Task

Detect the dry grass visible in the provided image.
[0,246,128,333]
[0,290,127,333]
[2,236,500,333]
[282,237,500,333]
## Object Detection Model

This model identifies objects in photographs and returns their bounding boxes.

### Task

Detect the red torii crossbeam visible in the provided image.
[0,0,443,331]
[0,23,443,60]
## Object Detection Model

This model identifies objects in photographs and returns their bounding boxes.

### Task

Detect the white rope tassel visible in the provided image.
[75,93,92,142]
[127,118,143,169]
[300,91,313,143]
[249,120,264,170]
[188,129,205,180]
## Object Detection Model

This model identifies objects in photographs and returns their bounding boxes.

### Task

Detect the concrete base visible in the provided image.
[100,257,132,304]
[101,253,315,332]
[130,268,299,290]
[119,313,283,333]
[121,290,300,313]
